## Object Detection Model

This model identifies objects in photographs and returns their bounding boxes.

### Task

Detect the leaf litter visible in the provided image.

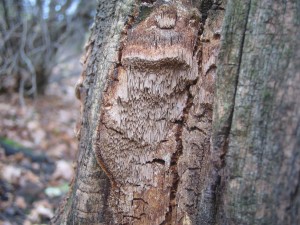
[0,59,81,225]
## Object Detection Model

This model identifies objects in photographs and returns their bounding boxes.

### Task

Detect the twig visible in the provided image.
[20,19,37,100]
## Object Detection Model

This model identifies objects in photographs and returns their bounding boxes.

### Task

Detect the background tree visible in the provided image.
[53,0,300,224]
[0,0,95,103]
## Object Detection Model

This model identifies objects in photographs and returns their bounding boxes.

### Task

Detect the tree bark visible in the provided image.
[212,0,300,224]
[53,0,300,224]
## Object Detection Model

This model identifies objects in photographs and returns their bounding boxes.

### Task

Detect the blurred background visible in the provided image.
[0,1,97,224]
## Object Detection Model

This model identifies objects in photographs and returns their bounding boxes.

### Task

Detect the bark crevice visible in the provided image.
[163,78,199,225]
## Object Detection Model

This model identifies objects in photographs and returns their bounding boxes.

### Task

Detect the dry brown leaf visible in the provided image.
[51,160,74,181]
[15,196,27,209]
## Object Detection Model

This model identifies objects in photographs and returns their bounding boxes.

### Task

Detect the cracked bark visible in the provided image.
[53,0,299,224]
[212,0,300,224]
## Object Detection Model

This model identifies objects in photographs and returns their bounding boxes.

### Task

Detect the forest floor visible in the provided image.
[0,56,81,225]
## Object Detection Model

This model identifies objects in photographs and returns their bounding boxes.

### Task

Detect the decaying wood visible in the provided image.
[53,0,225,224]
[93,1,224,224]
[96,2,201,223]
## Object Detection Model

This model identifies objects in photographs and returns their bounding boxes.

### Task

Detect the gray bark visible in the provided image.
[212,0,300,224]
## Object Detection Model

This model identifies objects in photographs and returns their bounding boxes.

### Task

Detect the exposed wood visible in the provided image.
[54,0,225,224]
[95,1,213,224]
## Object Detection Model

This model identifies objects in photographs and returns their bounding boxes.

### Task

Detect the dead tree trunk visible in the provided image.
[53,0,299,224]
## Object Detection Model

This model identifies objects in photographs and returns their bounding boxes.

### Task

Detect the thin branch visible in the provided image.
[19,19,37,99]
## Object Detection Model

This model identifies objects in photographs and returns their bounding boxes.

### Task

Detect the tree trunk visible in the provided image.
[53,0,300,224]
[212,0,300,224]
